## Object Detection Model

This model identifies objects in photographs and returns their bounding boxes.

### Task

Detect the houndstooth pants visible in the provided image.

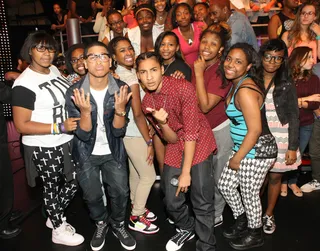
[218,153,275,229]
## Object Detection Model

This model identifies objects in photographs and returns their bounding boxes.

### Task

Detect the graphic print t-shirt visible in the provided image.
[12,66,73,147]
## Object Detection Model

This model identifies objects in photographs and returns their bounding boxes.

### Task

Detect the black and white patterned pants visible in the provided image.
[32,142,77,229]
[218,154,275,229]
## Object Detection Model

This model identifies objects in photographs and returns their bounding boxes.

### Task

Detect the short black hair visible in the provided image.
[20,31,59,63]
[65,43,85,74]
[171,3,195,29]
[136,51,162,71]
[193,2,209,10]
[106,9,122,23]
[84,41,109,57]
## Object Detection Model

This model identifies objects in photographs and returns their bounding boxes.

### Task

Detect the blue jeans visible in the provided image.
[283,124,314,185]
[77,154,129,225]
[162,154,216,251]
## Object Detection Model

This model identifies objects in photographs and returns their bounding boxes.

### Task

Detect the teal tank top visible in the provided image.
[226,75,264,159]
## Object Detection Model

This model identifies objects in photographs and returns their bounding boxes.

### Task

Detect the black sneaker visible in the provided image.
[165,229,195,251]
[112,223,136,250]
[90,221,108,251]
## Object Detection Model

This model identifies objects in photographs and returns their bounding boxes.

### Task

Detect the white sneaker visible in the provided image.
[301,179,320,193]
[52,222,84,246]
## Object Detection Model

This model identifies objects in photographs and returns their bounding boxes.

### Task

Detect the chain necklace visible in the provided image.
[178,24,194,45]
[163,58,175,74]
[97,111,106,132]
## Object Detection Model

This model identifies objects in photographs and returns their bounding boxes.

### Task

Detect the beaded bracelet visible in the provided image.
[146,139,153,146]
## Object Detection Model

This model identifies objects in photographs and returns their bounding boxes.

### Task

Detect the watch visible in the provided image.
[115,110,126,117]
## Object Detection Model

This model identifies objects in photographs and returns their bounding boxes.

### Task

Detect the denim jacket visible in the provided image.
[66,73,131,168]
[270,80,300,151]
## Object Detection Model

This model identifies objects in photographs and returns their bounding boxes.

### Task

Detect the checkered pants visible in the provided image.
[218,154,275,228]
[32,142,77,229]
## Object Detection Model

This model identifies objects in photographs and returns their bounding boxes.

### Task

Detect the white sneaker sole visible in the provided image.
[128,224,160,234]
[52,236,84,246]
[165,234,195,251]
[90,239,106,251]
[112,232,136,250]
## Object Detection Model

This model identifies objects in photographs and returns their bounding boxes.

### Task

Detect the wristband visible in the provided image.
[59,123,67,133]
[146,139,153,146]
[316,35,320,40]
[51,123,54,134]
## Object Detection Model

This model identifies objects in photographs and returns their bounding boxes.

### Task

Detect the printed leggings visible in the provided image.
[218,154,275,229]
[32,143,77,229]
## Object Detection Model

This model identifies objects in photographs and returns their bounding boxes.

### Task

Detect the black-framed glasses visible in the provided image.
[70,55,85,64]
[263,54,284,64]
[34,44,56,53]
[108,20,124,27]
[86,53,110,62]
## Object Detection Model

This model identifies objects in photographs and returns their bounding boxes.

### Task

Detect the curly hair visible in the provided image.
[219,43,263,89]
[287,3,320,49]
[288,46,313,82]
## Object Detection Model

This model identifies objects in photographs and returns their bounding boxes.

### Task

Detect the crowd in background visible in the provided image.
[1,0,320,251]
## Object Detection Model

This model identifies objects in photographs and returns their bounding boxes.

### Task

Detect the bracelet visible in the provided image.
[59,123,67,133]
[146,139,153,146]
[53,123,60,134]
[51,123,54,134]
[316,35,320,40]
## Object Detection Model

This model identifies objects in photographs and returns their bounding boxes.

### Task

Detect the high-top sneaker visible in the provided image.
[52,222,84,246]
[90,221,108,251]
[129,215,159,234]
[112,222,136,250]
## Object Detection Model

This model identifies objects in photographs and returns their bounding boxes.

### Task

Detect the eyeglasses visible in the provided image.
[70,55,84,64]
[300,11,315,17]
[86,53,110,62]
[109,20,123,27]
[34,44,56,53]
[263,54,284,64]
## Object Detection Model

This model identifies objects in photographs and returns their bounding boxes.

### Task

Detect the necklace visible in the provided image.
[97,112,106,132]
[163,58,175,74]
[178,25,193,45]
[29,64,50,74]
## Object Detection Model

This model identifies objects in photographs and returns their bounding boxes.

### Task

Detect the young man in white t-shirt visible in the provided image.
[66,41,135,251]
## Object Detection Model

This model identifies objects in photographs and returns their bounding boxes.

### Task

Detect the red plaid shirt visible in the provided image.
[141,76,216,168]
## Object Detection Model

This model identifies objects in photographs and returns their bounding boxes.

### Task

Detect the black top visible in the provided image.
[51,9,68,26]
[163,58,192,82]
[277,12,294,39]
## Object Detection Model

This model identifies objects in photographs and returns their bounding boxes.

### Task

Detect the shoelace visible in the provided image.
[139,216,151,227]
[310,180,320,187]
[117,226,129,239]
[265,216,273,227]
[95,223,107,238]
[64,223,76,235]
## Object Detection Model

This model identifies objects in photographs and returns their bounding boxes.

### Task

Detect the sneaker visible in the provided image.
[52,222,84,246]
[144,208,157,222]
[112,223,136,250]
[166,229,195,251]
[46,217,69,229]
[129,215,159,234]
[214,215,223,228]
[301,179,320,193]
[262,215,276,234]
[167,218,175,225]
[90,221,108,251]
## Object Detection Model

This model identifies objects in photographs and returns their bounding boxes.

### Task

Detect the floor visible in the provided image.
[0,167,320,251]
